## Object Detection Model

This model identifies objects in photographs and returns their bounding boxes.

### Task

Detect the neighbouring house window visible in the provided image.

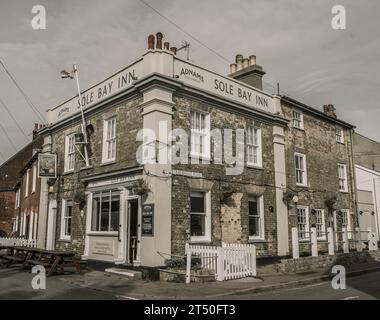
[297,206,309,240]
[341,209,352,239]
[315,209,326,239]
[102,118,117,163]
[292,110,304,129]
[190,191,211,242]
[25,169,30,198]
[64,134,75,172]
[33,213,38,240]
[190,111,210,159]
[336,126,344,143]
[246,127,262,167]
[295,153,307,186]
[338,164,348,192]
[61,200,73,239]
[15,189,20,208]
[92,190,120,232]
[248,195,265,240]
[32,163,37,193]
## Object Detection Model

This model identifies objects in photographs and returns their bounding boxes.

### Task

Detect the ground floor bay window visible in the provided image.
[91,190,120,232]
[190,191,211,242]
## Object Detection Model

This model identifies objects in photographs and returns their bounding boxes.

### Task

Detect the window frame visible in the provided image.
[24,169,30,198]
[32,163,37,193]
[246,127,262,168]
[91,190,120,234]
[102,117,117,163]
[295,152,308,187]
[296,205,310,241]
[315,209,326,240]
[338,163,348,192]
[336,126,344,144]
[190,190,211,243]
[190,110,211,160]
[64,134,76,172]
[340,209,352,240]
[292,109,304,130]
[60,199,73,240]
[248,195,265,241]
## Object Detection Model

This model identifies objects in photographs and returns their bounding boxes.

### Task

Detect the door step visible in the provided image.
[105,267,142,280]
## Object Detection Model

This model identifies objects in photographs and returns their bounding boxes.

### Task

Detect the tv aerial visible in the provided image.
[177,41,190,60]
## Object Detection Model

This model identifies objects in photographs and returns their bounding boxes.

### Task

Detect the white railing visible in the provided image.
[292,227,378,259]
[0,237,37,248]
[185,243,256,283]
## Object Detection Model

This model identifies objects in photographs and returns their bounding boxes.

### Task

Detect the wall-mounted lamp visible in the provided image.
[268,206,274,212]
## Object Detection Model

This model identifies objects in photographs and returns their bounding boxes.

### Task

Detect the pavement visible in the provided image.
[58,261,380,300]
[1,262,380,300]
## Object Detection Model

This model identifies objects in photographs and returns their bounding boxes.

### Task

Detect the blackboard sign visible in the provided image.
[142,204,154,236]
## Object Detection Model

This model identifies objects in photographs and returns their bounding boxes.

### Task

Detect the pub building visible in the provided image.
[38,32,357,268]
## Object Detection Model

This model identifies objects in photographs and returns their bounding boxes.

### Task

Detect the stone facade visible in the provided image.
[49,97,142,254]
[281,99,357,254]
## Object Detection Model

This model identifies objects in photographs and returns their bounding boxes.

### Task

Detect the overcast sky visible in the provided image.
[0,0,379,164]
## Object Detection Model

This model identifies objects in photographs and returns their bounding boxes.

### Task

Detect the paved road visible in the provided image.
[217,271,380,300]
[0,267,124,300]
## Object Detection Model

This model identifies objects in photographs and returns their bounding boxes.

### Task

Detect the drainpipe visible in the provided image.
[349,129,359,228]
[373,177,380,241]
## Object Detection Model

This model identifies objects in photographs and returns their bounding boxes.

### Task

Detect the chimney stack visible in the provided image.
[148,34,155,50]
[156,32,163,50]
[323,104,337,118]
[236,54,243,71]
[229,54,266,90]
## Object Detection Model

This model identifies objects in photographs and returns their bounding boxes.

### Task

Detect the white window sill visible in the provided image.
[336,141,345,145]
[292,126,304,131]
[58,237,71,242]
[63,170,74,175]
[101,159,116,166]
[190,237,211,243]
[247,163,263,170]
[87,231,118,237]
[190,153,211,162]
[296,183,308,188]
[339,190,349,194]
[248,237,266,242]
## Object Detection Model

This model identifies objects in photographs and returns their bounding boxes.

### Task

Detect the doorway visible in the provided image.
[127,199,139,264]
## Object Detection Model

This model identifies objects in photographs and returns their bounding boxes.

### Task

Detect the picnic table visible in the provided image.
[1,246,85,276]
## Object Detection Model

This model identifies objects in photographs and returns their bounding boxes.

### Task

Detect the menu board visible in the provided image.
[142,204,154,236]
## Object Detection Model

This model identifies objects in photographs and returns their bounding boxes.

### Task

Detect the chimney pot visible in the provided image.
[148,34,155,50]
[230,63,237,74]
[34,123,38,130]
[163,42,170,50]
[249,55,256,66]
[170,47,177,55]
[156,32,163,50]
[235,54,243,64]
[243,58,249,69]
[323,104,337,118]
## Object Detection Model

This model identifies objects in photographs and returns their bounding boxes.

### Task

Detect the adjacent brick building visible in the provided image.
[38,32,358,267]
[0,126,43,235]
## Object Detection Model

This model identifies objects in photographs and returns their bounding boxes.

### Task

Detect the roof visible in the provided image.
[281,95,355,129]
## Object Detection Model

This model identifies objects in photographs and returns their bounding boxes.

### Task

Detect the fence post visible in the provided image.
[342,227,349,253]
[327,227,335,255]
[368,228,377,251]
[355,227,362,252]
[185,243,191,284]
[310,227,318,257]
[292,227,299,259]
[251,245,257,276]
[216,247,224,281]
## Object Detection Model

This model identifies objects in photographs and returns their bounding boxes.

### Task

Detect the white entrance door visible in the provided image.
[46,200,57,250]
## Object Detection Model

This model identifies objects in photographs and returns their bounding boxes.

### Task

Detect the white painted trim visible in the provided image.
[295,152,308,187]
[315,209,326,240]
[25,169,30,198]
[248,195,265,241]
[296,205,310,241]
[338,163,348,192]
[60,199,71,241]
[32,164,37,193]
[46,200,57,250]
[102,117,117,164]
[190,190,212,243]
[64,134,75,173]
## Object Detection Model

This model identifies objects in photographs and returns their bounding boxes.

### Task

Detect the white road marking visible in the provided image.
[116,295,139,300]
[288,282,326,291]
[342,296,359,300]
